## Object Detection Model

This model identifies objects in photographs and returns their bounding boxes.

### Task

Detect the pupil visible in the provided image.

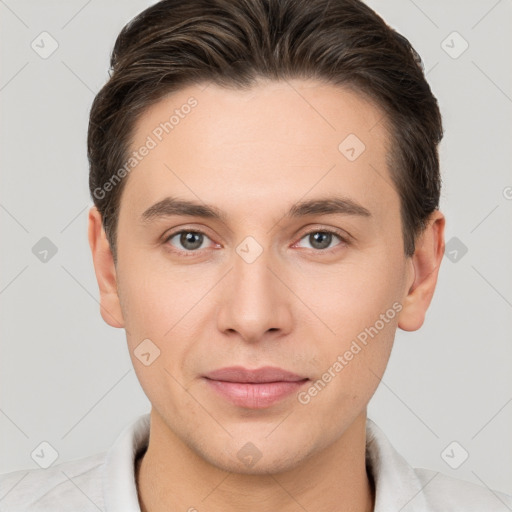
[181,232,203,250]
[311,232,331,249]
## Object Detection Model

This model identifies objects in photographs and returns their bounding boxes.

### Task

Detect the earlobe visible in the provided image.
[88,206,125,328]
[397,211,445,332]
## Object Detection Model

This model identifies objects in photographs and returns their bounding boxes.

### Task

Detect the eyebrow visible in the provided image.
[287,197,371,218]
[140,195,372,223]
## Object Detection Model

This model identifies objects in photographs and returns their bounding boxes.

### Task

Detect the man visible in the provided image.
[1,0,511,510]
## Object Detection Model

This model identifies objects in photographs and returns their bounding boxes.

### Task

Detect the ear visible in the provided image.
[88,206,125,328]
[397,210,445,332]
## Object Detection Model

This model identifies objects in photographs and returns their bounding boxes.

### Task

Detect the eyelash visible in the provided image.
[163,227,349,256]
[297,228,350,251]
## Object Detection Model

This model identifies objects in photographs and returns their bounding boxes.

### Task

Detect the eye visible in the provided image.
[165,230,213,252]
[295,230,347,251]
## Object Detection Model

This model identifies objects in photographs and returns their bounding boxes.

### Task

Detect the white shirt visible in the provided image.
[1,413,511,511]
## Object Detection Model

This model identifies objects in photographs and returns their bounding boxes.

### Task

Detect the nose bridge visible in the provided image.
[216,242,292,341]
[233,250,274,301]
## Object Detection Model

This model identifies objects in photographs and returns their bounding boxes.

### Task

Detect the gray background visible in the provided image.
[1,0,511,498]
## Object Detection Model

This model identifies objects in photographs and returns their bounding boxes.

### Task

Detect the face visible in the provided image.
[92,79,425,474]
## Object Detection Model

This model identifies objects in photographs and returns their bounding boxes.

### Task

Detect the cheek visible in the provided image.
[116,255,220,381]
[116,263,200,415]
[295,287,400,433]
[290,248,404,404]
[117,248,205,333]
[292,248,405,337]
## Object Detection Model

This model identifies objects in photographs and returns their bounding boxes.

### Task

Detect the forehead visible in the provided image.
[122,79,397,225]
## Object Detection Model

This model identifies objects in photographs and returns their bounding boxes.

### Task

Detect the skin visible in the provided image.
[88,79,445,512]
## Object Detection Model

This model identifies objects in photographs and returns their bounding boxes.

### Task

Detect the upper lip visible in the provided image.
[204,366,308,383]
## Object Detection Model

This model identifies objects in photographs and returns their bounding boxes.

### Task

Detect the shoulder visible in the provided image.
[414,467,512,511]
[365,418,512,511]
[0,452,106,512]
[0,413,150,512]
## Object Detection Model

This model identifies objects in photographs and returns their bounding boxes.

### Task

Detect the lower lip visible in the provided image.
[205,379,309,409]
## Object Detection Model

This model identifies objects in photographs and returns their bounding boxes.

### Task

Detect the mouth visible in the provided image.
[203,366,310,409]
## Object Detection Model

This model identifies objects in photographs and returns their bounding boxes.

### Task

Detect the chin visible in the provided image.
[191,434,316,476]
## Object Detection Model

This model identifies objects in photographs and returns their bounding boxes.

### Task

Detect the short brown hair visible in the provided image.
[88,0,442,260]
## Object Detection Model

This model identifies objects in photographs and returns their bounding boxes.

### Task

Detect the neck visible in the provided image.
[136,409,374,512]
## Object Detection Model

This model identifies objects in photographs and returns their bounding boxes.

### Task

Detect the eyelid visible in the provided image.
[292,227,350,252]
[162,224,217,242]
[162,224,351,256]
[162,226,220,255]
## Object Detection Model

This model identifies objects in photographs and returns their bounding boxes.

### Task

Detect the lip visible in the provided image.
[205,366,307,383]
[203,366,309,409]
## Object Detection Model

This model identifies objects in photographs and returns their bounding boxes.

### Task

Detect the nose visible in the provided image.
[216,247,293,344]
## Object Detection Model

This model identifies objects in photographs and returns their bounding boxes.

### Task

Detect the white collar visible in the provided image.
[101,413,430,511]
